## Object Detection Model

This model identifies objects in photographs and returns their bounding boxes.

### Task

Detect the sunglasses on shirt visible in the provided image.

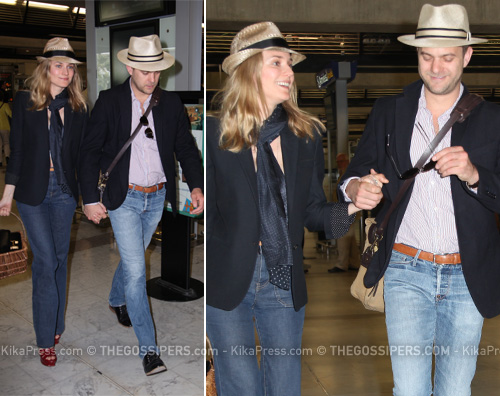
[140,116,154,139]
[385,123,437,180]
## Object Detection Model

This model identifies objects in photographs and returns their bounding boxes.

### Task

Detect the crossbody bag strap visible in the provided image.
[97,86,161,202]
[376,93,483,235]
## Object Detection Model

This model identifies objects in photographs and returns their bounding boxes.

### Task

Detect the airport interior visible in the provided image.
[1,0,500,395]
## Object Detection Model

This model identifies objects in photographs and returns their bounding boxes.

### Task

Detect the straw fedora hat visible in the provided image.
[222,22,306,75]
[36,37,82,64]
[398,4,487,48]
[117,34,175,72]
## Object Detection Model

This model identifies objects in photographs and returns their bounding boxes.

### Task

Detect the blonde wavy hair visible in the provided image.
[26,59,87,112]
[213,52,325,153]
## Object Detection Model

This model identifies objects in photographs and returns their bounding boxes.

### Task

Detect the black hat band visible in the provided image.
[127,52,164,63]
[43,50,77,59]
[240,37,290,52]
[416,27,468,40]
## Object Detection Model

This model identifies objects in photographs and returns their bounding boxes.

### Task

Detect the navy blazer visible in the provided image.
[340,80,500,318]
[6,91,88,205]
[206,115,354,311]
[79,79,203,211]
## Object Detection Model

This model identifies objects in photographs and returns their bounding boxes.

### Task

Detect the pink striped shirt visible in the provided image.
[395,85,464,254]
[128,81,166,187]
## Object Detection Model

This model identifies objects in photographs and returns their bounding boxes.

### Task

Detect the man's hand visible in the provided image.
[432,146,479,185]
[345,169,388,210]
[190,188,204,215]
[83,203,108,224]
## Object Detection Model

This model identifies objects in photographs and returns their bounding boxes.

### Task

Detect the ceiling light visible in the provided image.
[22,1,69,11]
[72,6,85,14]
[0,0,17,5]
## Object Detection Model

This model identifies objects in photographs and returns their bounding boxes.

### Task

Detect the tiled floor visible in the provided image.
[301,228,500,395]
[0,170,204,396]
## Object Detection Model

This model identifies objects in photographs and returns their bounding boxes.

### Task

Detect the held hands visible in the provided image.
[346,169,389,211]
[432,146,479,185]
[83,203,108,224]
[190,188,204,215]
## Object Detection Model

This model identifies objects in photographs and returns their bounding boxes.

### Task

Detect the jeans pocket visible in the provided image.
[388,251,414,269]
[274,285,294,308]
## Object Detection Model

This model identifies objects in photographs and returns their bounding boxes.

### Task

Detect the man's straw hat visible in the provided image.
[398,4,487,48]
[117,34,175,72]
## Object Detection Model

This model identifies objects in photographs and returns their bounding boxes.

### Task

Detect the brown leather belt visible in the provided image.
[128,182,165,193]
[393,243,461,265]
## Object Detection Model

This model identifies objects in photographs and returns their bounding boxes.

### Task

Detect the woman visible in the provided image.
[206,22,372,395]
[0,38,88,367]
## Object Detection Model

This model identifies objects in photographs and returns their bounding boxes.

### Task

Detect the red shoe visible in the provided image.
[39,347,56,367]
[54,335,61,345]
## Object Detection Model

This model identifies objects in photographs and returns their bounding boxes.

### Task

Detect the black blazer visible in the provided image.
[206,116,354,311]
[340,80,500,318]
[6,91,88,205]
[79,79,203,211]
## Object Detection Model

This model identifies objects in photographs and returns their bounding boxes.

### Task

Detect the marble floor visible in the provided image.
[0,177,204,396]
[300,227,500,395]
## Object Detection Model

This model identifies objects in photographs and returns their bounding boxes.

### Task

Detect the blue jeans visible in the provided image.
[17,172,77,348]
[206,254,305,396]
[107,187,165,359]
[384,250,484,396]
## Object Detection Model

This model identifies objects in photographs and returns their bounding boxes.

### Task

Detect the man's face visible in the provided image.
[126,66,161,96]
[418,46,472,97]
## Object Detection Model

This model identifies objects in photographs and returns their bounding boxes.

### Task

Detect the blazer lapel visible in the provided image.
[394,90,419,173]
[450,90,471,147]
[281,127,298,213]
[152,102,164,152]
[238,148,258,206]
[119,81,132,143]
[62,105,74,149]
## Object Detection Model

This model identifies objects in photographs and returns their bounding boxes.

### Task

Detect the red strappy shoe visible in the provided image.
[54,335,61,345]
[39,347,57,367]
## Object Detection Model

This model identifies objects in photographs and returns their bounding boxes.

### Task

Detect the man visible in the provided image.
[339,4,500,394]
[80,35,204,376]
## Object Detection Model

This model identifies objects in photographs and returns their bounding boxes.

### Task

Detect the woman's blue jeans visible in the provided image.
[206,254,305,396]
[107,187,165,359]
[17,172,77,349]
[384,250,484,396]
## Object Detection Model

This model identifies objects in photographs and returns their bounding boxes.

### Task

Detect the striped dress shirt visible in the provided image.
[394,84,464,254]
[128,81,166,188]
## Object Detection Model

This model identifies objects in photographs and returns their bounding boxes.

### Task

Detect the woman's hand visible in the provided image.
[0,185,15,216]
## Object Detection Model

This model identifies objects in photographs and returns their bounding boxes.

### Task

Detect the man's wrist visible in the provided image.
[466,179,479,189]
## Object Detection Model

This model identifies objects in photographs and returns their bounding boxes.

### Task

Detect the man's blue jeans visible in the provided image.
[17,172,77,348]
[108,187,165,359]
[206,254,305,396]
[384,250,484,396]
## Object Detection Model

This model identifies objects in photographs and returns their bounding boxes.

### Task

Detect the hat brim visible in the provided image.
[397,35,488,48]
[222,47,306,75]
[37,56,83,65]
[117,48,175,72]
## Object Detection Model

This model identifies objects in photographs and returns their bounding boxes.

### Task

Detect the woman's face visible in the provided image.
[49,61,75,93]
[260,50,294,114]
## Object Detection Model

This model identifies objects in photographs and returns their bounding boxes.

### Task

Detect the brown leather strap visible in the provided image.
[376,93,483,237]
[98,87,162,202]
